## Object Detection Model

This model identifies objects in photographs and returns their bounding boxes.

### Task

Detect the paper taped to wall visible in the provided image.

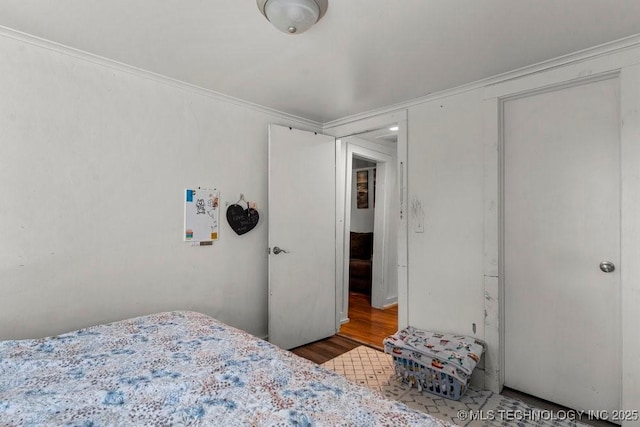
[184,188,219,242]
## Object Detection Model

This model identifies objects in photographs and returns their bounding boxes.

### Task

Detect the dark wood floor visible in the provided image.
[291,334,361,364]
[338,291,398,349]
[292,291,398,364]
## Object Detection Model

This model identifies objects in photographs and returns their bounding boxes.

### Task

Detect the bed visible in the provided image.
[0,311,447,426]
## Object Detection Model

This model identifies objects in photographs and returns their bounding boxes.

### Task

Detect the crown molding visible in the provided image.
[0,25,323,130]
[323,33,640,129]
[3,24,639,132]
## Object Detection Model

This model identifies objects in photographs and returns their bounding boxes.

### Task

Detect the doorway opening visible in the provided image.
[336,126,399,349]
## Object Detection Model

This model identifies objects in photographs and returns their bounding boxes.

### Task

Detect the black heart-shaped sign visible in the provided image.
[226,204,259,235]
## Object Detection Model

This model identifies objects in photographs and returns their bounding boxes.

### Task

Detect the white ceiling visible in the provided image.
[1,1,640,123]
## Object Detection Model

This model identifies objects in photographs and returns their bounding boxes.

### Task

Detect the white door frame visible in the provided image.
[342,140,393,313]
[324,110,408,330]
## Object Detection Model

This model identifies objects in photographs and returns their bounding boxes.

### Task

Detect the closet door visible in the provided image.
[504,77,621,414]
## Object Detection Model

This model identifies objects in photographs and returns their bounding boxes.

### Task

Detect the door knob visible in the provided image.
[272,246,289,255]
[599,261,615,273]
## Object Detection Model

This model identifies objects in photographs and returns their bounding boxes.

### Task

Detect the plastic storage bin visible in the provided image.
[383,327,485,400]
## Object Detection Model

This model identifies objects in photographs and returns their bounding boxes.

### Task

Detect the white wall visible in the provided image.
[407,89,486,338]
[0,32,319,340]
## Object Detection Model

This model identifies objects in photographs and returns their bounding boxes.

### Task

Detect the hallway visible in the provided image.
[338,292,398,349]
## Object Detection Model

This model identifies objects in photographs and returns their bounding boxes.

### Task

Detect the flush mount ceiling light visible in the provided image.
[257,0,328,35]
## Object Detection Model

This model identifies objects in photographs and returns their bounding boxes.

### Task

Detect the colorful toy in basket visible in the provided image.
[383,327,485,400]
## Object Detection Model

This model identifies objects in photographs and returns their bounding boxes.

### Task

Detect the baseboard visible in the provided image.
[382,298,398,308]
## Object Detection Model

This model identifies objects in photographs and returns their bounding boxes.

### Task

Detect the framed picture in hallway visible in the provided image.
[357,170,368,208]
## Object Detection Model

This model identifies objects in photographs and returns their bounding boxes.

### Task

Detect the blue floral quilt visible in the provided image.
[0,311,446,426]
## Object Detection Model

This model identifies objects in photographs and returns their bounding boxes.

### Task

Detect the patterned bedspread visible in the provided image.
[0,311,447,426]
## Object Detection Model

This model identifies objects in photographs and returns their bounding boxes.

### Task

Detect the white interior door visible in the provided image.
[268,124,336,350]
[504,77,621,413]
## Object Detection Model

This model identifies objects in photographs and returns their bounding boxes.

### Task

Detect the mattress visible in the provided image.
[0,311,447,426]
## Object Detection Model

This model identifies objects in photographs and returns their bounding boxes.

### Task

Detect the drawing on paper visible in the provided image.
[185,188,219,242]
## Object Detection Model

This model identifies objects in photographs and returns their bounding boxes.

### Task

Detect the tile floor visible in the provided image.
[322,346,611,427]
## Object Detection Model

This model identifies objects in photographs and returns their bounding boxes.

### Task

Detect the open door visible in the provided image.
[268,124,336,349]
